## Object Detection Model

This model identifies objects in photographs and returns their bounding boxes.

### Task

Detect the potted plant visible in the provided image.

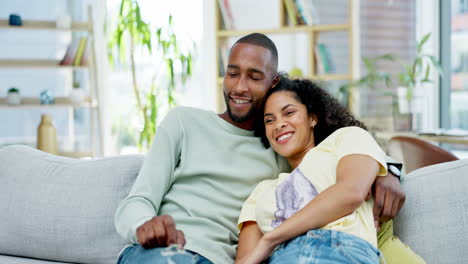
[69,81,85,105]
[7,87,21,105]
[397,33,443,112]
[396,33,443,130]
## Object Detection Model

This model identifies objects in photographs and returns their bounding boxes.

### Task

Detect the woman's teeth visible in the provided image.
[277,133,293,141]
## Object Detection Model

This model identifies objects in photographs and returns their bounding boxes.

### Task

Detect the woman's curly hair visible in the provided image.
[255,76,367,148]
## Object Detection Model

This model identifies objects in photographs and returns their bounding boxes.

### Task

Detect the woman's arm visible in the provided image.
[258,154,381,254]
[235,221,263,263]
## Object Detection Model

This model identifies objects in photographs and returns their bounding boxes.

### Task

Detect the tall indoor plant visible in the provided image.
[394,33,443,130]
[338,33,443,130]
[397,33,443,110]
[108,0,193,150]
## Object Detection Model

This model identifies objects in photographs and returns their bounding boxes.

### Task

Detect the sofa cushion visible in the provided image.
[0,145,144,264]
[0,255,71,264]
[394,158,468,264]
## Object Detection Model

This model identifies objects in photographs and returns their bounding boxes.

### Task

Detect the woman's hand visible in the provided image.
[237,236,276,264]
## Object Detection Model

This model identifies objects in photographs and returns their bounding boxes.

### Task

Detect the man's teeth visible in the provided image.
[277,133,293,141]
[233,98,250,104]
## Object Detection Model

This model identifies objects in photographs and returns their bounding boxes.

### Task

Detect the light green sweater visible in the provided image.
[114,106,289,264]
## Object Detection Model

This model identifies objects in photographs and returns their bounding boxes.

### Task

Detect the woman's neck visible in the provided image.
[287,143,315,169]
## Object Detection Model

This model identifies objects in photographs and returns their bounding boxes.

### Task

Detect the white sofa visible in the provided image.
[0,145,467,264]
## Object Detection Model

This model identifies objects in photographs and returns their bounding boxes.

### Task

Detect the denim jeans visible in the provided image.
[117,244,213,264]
[268,229,382,264]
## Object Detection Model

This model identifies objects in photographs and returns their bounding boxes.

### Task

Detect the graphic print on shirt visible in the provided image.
[272,167,319,228]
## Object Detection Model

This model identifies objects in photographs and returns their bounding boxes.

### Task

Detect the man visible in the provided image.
[114,33,411,264]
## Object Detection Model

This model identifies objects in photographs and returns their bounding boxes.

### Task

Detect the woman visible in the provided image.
[236,77,388,264]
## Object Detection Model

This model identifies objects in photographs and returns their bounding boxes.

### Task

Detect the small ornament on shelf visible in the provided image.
[69,82,85,105]
[37,114,58,155]
[9,14,22,26]
[56,14,71,29]
[7,87,21,105]
[40,90,55,105]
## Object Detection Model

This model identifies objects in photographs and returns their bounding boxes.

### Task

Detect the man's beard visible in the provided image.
[223,91,260,123]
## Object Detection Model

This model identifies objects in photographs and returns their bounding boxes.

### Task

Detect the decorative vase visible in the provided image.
[9,14,22,26]
[397,86,410,114]
[37,114,58,155]
[40,90,55,105]
[7,90,21,105]
[56,15,71,29]
[69,87,85,105]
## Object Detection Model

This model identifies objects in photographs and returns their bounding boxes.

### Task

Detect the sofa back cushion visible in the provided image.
[0,145,143,264]
[394,158,468,264]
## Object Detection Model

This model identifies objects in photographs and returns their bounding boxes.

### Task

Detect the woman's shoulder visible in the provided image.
[334,126,368,135]
[327,126,371,142]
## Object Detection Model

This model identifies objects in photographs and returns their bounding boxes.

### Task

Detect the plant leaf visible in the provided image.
[427,55,444,78]
[417,33,431,53]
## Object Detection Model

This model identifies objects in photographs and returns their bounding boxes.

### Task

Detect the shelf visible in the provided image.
[0,59,88,69]
[216,74,351,85]
[0,19,89,31]
[309,74,352,81]
[0,97,97,108]
[217,24,349,38]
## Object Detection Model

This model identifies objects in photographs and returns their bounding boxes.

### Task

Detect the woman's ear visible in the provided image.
[309,114,318,128]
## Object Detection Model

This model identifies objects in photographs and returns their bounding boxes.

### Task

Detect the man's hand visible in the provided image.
[372,173,406,227]
[136,215,185,249]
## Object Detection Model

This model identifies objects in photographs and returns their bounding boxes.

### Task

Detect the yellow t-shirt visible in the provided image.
[238,126,388,247]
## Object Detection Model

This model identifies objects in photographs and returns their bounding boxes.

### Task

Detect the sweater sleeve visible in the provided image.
[114,108,183,243]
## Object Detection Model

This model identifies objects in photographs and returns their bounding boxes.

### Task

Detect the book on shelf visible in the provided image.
[80,41,90,66]
[218,0,235,30]
[315,43,336,74]
[59,36,88,66]
[59,39,79,66]
[73,37,88,66]
[218,43,229,77]
[294,0,320,25]
[284,0,299,26]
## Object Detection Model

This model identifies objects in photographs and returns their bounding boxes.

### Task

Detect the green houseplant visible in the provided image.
[397,33,443,102]
[108,0,193,150]
[338,33,443,130]
[394,33,443,130]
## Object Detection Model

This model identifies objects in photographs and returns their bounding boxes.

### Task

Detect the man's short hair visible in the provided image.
[234,33,278,71]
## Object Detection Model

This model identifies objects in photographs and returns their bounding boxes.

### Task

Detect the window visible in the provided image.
[459,0,468,13]
[439,0,468,158]
[106,0,205,154]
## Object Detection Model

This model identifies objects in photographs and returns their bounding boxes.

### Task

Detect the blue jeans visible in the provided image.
[268,229,381,264]
[117,244,213,264]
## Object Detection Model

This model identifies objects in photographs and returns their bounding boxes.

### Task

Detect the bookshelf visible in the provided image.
[0,6,102,157]
[0,59,88,69]
[215,0,359,112]
[0,20,89,31]
[0,97,96,109]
